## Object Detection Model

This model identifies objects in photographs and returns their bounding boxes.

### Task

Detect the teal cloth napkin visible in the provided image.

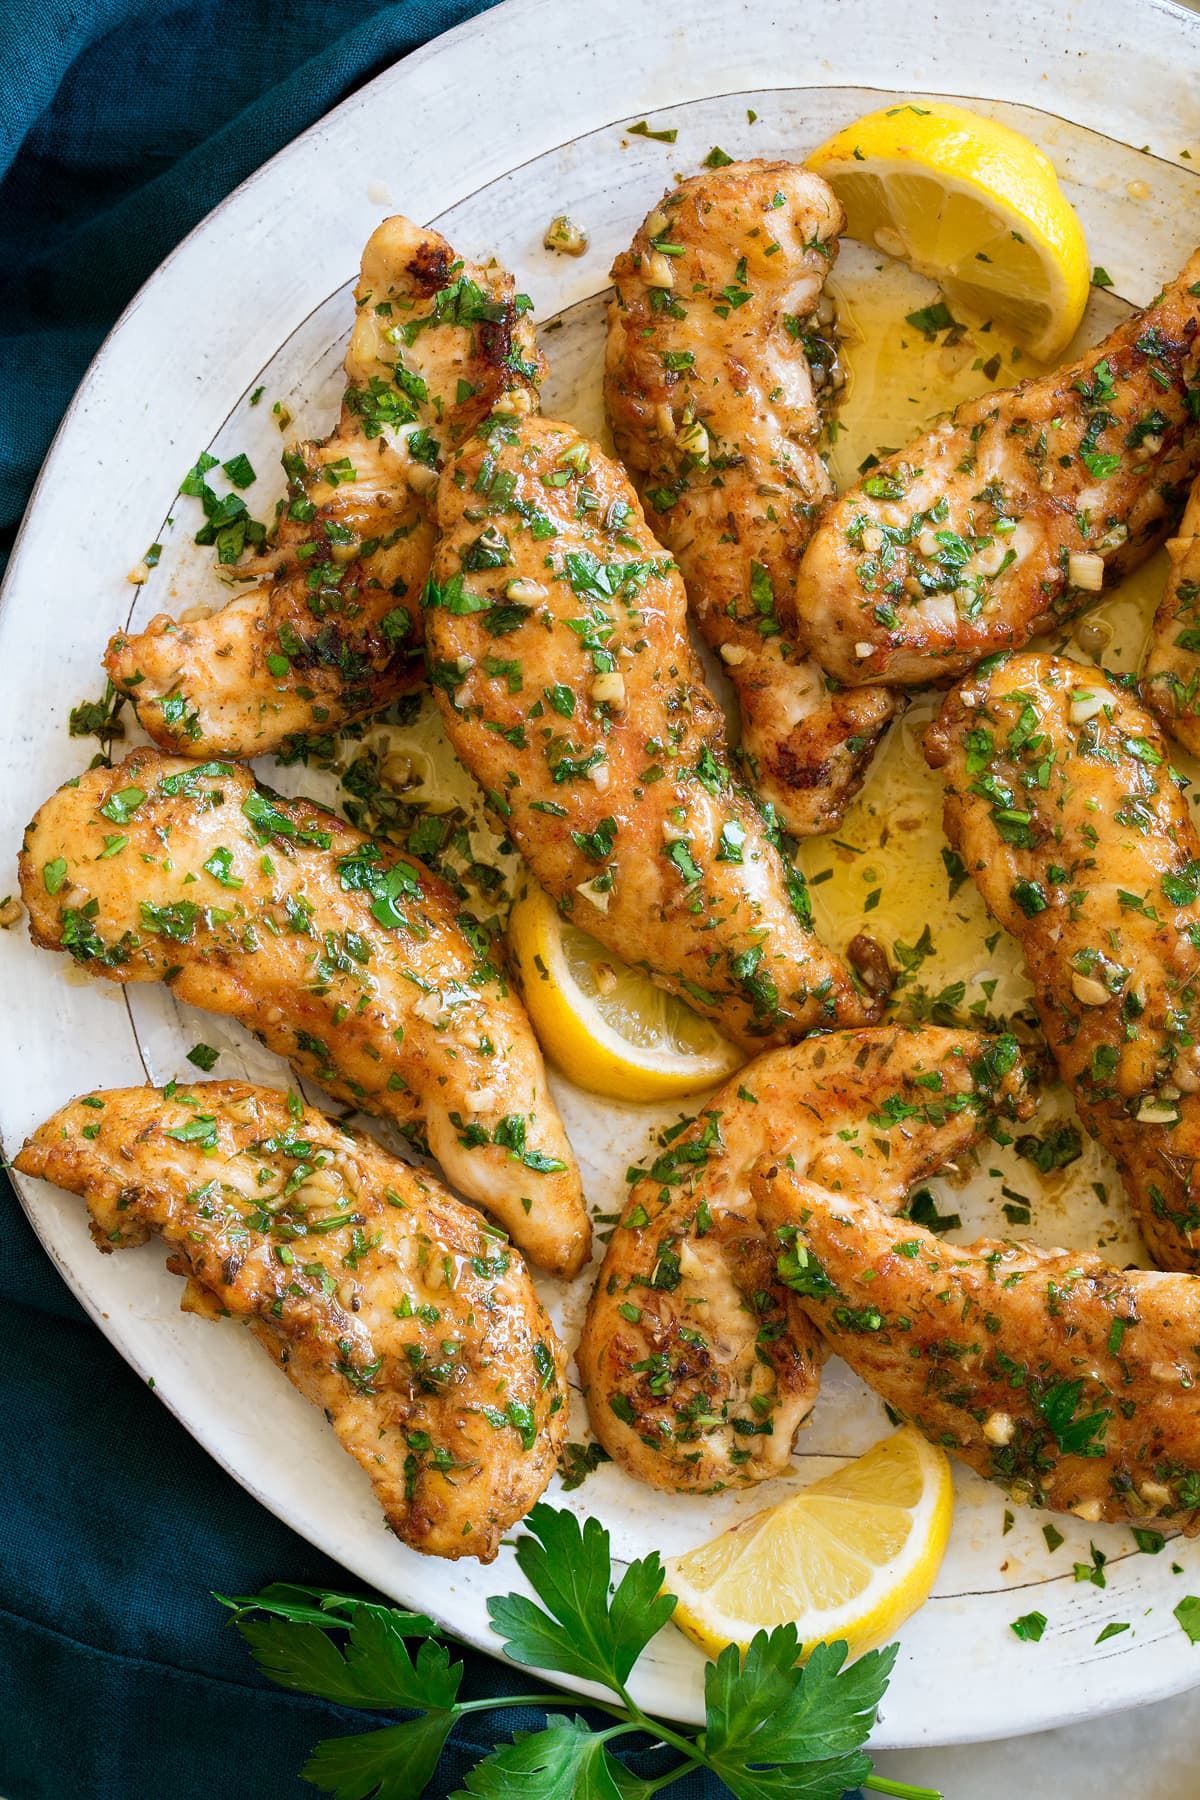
[0,4,724,1796]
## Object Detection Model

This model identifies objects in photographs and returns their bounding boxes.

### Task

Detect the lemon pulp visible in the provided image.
[665,1427,954,1661]
[807,101,1091,360]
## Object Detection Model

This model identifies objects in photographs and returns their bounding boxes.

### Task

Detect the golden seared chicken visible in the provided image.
[105,216,544,759]
[578,1026,1031,1492]
[605,160,896,835]
[926,652,1200,1272]
[19,749,588,1276]
[756,1165,1200,1529]
[427,412,888,1052]
[15,1084,565,1559]
[797,251,1200,688]
[1143,473,1200,752]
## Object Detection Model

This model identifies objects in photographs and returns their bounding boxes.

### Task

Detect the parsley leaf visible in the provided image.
[1175,1595,1200,1644]
[223,1511,937,1800]
[488,1505,675,1691]
[307,1716,458,1800]
[453,1715,650,1800]
[700,1633,891,1797]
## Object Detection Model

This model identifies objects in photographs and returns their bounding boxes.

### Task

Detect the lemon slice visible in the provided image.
[664,1427,953,1660]
[506,881,743,1101]
[807,101,1090,361]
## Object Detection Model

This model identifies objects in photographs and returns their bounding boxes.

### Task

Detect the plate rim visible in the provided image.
[4,0,1200,1751]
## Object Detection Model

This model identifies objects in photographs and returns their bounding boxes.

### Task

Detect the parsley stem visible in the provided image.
[641,1758,704,1792]
[865,1777,943,1800]
[454,1693,629,1719]
[613,1695,703,1769]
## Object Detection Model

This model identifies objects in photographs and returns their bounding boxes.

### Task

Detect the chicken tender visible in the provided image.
[15,1084,565,1559]
[756,1164,1200,1529]
[105,216,544,759]
[606,160,896,834]
[578,1025,1032,1492]
[426,411,888,1053]
[926,652,1200,1271]
[798,252,1200,687]
[19,748,587,1276]
[1142,473,1200,752]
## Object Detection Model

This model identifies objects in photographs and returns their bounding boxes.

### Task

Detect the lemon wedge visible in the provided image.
[506,881,743,1101]
[664,1427,953,1660]
[807,101,1090,361]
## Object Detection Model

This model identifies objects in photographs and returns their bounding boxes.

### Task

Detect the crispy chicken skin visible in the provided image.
[797,251,1200,688]
[427,412,888,1053]
[19,748,588,1276]
[926,652,1200,1271]
[578,1026,1032,1493]
[756,1165,1200,1529]
[605,160,897,835]
[1142,473,1200,752]
[14,1084,565,1559]
[104,216,544,760]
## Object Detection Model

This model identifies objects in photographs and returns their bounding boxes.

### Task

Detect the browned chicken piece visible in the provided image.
[578,1025,1032,1493]
[1142,473,1200,752]
[19,748,588,1277]
[14,1084,566,1559]
[104,216,544,760]
[797,252,1200,688]
[756,1164,1200,1529]
[926,652,1200,1272]
[605,160,897,835]
[426,412,889,1053]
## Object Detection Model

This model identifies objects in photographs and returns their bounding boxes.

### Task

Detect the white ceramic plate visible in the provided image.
[2,0,1200,1749]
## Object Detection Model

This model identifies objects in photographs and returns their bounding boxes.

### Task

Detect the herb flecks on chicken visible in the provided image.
[1143,472,1200,752]
[427,411,889,1053]
[798,252,1200,687]
[578,1025,1032,1492]
[19,748,588,1276]
[15,1084,566,1559]
[105,216,544,760]
[926,651,1200,1270]
[756,1166,1200,1530]
[606,159,897,836]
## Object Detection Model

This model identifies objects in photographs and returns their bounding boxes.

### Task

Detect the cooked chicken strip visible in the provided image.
[797,251,1200,688]
[605,160,897,835]
[756,1165,1200,1529]
[925,652,1200,1271]
[1142,473,1200,752]
[104,216,544,759]
[578,1025,1032,1493]
[14,1083,565,1559]
[426,412,888,1052]
[19,748,587,1276]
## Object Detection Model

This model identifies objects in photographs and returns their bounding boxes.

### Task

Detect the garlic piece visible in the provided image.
[576,878,611,914]
[982,1411,1015,1447]
[1137,1098,1180,1125]
[1067,551,1104,593]
[719,642,749,667]
[1071,971,1110,1007]
[544,214,589,257]
[1069,688,1106,725]
[592,961,618,997]
[591,671,626,708]
[644,250,675,289]
[506,578,548,603]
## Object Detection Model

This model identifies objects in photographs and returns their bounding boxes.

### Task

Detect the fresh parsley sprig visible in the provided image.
[217,1505,939,1800]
